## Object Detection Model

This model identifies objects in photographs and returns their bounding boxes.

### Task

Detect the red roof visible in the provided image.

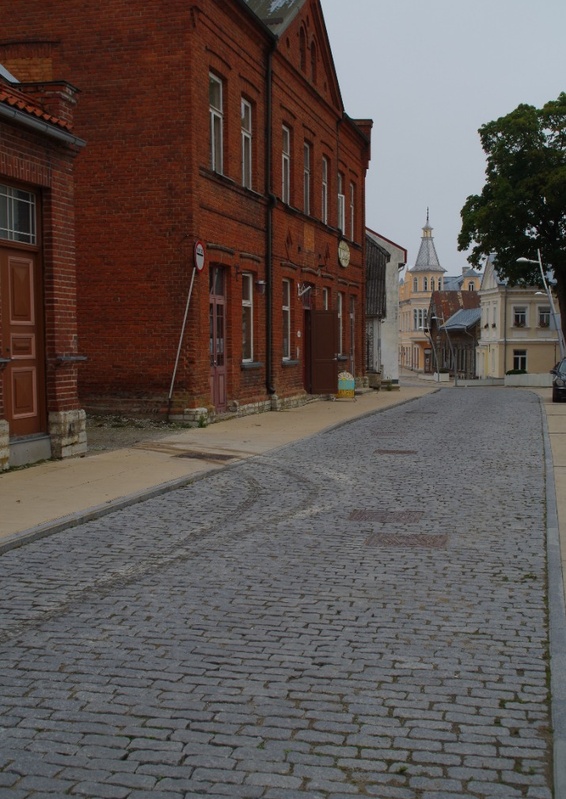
[0,81,71,130]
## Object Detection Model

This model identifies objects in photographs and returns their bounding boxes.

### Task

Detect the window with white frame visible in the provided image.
[337,172,345,234]
[282,126,291,204]
[0,185,36,244]
[413,277,418,293]
[303,142,311,215]
[538,306,551,328]
[423,277,428,291]
[209,73,223,173]
[241,98,252,189]
[468,282,475,291]
[282,279,291,359]
[438,277,442,290]
[430,278,435,291]
[338,292,344,354]
[321,156,329,224]
[242,273,253,362]
[513,306,527,327]
[322,287,329,310]
[349,182,355,240]
[413,308,426,330]
[513,349,527,371]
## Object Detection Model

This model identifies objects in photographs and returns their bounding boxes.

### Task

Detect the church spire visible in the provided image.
[411,210,445,272]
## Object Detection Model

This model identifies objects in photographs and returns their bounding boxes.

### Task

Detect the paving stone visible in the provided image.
[0,389,554,797]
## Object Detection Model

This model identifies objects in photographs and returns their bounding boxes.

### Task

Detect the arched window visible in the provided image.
[423,277,428,291]
[413,277,418,293]
[299,27,307,72]
[430,278,435,291]
[468,282,475,291]
[310,39,317,83]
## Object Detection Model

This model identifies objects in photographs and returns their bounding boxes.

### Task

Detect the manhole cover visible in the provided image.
[349,510,422,523]
[365,534,447,548]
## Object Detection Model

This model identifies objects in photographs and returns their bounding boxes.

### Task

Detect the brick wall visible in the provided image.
[1,0,371,417]
[0,80,84,463]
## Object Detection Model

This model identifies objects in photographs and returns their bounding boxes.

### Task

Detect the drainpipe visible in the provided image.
[265,42,277,396]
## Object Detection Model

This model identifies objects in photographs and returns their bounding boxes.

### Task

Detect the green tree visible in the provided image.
[458,92,566,342]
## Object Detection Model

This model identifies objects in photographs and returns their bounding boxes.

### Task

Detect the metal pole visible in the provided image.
[167,265,197,419]
[537,249,566,358]
[443,321,458,386]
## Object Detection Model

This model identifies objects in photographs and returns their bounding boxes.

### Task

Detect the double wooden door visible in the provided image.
[209,266,226,412]
[0,248,46,437]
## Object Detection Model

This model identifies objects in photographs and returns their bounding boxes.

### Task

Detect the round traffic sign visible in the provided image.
[194,240,206,272]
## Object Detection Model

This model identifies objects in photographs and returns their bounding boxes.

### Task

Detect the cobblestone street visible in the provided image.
[0,388,554,798]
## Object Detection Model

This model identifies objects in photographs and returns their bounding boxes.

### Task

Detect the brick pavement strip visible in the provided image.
[0,389,556,798]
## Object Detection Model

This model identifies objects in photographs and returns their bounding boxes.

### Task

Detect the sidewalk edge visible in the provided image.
[540,397,566,799]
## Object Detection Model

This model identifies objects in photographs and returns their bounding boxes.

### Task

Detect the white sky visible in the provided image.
[321,0,566,273]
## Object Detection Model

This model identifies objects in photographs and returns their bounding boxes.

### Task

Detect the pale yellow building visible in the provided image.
[399,213,445,372]
[477,254,562,377]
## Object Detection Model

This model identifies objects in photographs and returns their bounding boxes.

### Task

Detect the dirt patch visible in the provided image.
[85,414,191,455]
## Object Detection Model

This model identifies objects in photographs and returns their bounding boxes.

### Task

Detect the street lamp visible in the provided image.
[419,324,440,381]
[517,250,565,358]
[431,314,458,386]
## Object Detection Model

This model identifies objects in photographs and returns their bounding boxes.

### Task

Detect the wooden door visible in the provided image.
[209,266,226,412]
[0,248,46,436]
[307,309,339,394]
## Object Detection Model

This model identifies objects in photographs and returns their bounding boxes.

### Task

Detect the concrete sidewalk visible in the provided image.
[1,384,565,577]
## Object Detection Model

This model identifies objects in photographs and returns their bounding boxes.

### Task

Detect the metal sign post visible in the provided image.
[167,240,206,419]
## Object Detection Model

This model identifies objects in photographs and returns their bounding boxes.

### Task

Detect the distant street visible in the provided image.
[0,388,553,799]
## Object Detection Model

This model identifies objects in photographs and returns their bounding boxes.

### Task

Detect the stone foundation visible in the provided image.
[49,409,87,459]
[0,420,9,471]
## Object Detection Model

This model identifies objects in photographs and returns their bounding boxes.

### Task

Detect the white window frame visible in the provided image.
[282,126,291,204]
[209,73,223,173]
[513,349,527,371]
[241,98,252,189]
[337,172,345,234]
[322,287,329,310]
[242,272,254,362]
[538,305,551,328]
[0,184,36,244]
[303,142,311,215]
[321,156,328,225]
[282,279,291,360]
[513,306,527,328]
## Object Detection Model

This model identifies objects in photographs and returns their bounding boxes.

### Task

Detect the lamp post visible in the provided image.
[420,324,439,381]
[517,250,565,358]
[432,314,458,385]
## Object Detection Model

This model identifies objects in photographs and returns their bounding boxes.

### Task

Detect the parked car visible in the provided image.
[551,358,566,402]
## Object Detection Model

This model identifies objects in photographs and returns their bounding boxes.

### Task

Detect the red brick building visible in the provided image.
[0,64,86,468]
[2,0,371,422]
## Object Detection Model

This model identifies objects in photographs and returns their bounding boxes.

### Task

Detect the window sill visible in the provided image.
[282,359,300,367]
[241,361,264,371]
